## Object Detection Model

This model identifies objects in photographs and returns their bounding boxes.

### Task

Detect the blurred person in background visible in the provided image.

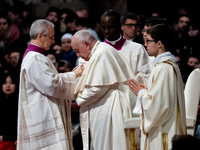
[45,7,62,45]
[60,8,75,34]
[173,15,192,65]
[0,14,20,48]
[75,17,101,41]
[142,16,167,47]
[0,73,19,150]
[121,12,144,44]
[58,33,77,70]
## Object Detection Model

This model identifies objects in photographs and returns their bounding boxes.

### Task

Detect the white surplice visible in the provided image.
[74,41,136,150]
[133,52,187,150]
[79,39,152,85]
[119,40,152,84]
[17,51,77,150]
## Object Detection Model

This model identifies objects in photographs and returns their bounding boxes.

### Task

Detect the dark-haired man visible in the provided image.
[129,24,187,150]
[101,10,152,85]
[121,12,143,44]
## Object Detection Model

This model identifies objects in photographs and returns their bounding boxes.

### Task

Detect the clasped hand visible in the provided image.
[128,79,148,96]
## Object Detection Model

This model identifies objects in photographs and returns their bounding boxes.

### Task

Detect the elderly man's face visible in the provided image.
[71,37,91,61]
[41,25,55,50]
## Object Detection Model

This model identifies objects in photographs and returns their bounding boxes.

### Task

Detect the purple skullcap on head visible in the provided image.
[61,33,73,41]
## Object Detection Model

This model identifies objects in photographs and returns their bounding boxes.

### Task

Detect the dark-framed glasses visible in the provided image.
[146,38,155,45]
[141,29,147,34]
[44,35,55,40]
[124,23,139,28]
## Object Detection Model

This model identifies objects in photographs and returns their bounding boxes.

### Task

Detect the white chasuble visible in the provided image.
[17,52,77,150]
[119,40,152,84]
[74,41,136,150]
[138,52,187,150]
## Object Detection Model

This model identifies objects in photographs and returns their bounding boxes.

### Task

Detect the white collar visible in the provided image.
[89,41,100,58]
[153,52,177,65]
[106,35,122,45]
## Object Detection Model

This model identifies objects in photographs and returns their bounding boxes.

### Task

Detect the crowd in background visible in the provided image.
[1,1,200,149]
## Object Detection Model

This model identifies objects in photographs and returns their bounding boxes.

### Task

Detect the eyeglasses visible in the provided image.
[124,23,139,28]
[141,29,147,34]
[146,38,155,45]
[44,35,55,40]
[10,55,20,60]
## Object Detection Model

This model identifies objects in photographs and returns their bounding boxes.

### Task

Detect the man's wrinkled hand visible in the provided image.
[73,64,85,78]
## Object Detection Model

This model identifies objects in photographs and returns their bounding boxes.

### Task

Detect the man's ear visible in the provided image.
[37,32,42,38]
[157,40,162,48]
[83,41,90,49]
[37,32,43,42]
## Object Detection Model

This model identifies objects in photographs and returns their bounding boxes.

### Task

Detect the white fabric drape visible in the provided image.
[17,51,77,150]
[74,41,136,150]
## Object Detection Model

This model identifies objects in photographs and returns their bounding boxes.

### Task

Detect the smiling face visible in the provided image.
[61,38,72,52]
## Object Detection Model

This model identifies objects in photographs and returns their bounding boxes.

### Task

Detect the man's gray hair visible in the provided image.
[29,19,54,40]
[74,29,96,44]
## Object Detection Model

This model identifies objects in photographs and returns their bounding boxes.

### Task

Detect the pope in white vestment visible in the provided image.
[105,36,152,84]
[72,30,136,150]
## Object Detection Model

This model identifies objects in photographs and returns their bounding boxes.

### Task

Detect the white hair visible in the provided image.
[29,19,54,40]
[73,29,96,44]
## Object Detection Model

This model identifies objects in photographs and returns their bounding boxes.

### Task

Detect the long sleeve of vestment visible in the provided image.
[26,55,77,100]
[76,86,110,107]
[141,64,176,133]
[133,45,152,84]
[133,89,147,115]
